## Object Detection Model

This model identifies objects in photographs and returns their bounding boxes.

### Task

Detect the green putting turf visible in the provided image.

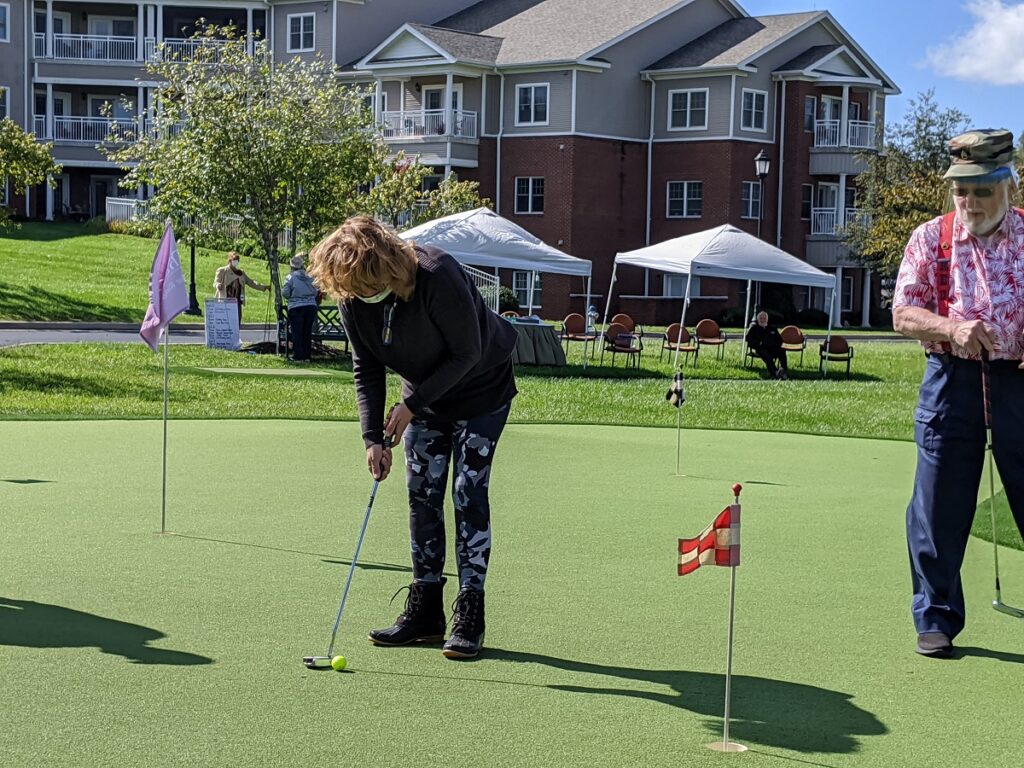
[2,421,1022,768]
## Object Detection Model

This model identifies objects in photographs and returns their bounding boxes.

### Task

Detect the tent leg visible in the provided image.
[672,273,693,370]
[823,287,836,378]
[600,264,618,365]
[741,279,752,366]
[583,275,592,369]
[527,270,535,317]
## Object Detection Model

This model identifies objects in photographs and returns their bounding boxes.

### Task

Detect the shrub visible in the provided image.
[796,308,830,327]
[718,307,746,326]
[498,286,519,314]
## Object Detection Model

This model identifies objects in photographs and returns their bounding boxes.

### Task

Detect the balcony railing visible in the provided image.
[146,36,236,63]
[814,119,877,149]
[38,116,138,144]
[811,207,871,235]
[379,109,478,140]
[846,120,876,149]
[34,32,138,62]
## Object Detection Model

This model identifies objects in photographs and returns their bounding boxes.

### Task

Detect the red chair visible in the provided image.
[661,323,698,366]
[819,335,854,378]
[601,322,643,368]
[695,319,727,362]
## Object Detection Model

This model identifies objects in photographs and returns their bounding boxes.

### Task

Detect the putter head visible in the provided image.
[993,600,1024,619]
[303,656,334,670]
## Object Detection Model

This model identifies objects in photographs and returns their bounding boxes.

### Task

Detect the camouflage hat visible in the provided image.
[943,129,1015,180]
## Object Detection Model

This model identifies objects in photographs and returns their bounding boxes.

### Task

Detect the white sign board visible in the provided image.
[204,299,241,350]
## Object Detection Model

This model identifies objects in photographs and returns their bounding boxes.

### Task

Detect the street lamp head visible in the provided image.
[754,149,771,179]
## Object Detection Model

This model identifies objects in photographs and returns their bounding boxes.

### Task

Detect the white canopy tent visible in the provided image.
[609,225,838,371]
[400,207,593,317]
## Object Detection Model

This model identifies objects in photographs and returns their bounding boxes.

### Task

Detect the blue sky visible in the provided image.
[746,0,1024,133]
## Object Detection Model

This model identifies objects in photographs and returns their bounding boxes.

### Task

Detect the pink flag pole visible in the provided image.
[707,483,747,754]
[139,219,189,534]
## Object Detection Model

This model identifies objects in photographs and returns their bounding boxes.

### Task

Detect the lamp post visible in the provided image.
[753,150,771,310]
[185,224,201,316]
[754,149,770,241]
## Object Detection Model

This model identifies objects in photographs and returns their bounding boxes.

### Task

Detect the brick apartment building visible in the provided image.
[0,0,897,325]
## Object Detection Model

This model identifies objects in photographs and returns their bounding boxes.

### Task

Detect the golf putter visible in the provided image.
[980,351,1024,620]
[304,411,400,669]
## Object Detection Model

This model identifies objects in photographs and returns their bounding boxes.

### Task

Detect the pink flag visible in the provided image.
[139,222,189,351]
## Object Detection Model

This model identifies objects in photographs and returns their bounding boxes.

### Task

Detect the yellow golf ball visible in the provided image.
[330,655,347,671]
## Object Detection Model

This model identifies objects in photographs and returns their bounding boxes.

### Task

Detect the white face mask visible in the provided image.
[230,259,239,269]
[358,288,392,304]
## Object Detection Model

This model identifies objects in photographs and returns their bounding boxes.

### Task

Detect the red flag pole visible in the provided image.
[708,483,746,753]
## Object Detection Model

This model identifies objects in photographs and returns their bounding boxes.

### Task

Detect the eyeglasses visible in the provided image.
[952,186,995,198]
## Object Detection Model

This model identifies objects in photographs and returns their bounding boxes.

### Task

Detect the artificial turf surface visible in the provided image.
[3,421,1023,767]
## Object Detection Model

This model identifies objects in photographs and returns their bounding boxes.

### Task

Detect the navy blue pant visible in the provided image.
[908,354,1024,638]
[404,402,511,592]
[288,305,317,361]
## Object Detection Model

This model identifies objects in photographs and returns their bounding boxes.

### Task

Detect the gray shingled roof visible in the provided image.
[645,12,822,71]
[437,0,693,66]
[776,44,841,72]
[407,23,503,64]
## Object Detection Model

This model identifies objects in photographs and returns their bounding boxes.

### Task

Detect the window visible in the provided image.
[0,4,10,42]
[88,17,135,37]
[0,86,8,118]
[800,184,813,220]
[741,181,761,220]
[362,92,387,115]
[666,181,703,218]
[513,271,542,309]
[421,174,443,193]
[516,84,548,126]
[803,96,815,132]
[668,89,707,130]
[287,13,315,52]
[842,274,854,312]
[515,177,544,214]
[849,101,862,121]
[663,274,701,298]
[741,89,767,132]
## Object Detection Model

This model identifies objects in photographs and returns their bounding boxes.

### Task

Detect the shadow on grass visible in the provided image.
[0,596,212,665]
[956,646,1024,664]
[1,479,53,484]
[0,282,141,322]
[1,221,95,242]
[166,533,413,573]
[0,368,162,399]
[481,649,886,755]
[519,362,882,383]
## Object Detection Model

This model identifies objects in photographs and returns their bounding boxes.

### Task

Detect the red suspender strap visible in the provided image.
[936,212,955,353]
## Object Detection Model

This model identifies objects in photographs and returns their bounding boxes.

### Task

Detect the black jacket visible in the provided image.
[745,322,782,353]
[340,246,518,446]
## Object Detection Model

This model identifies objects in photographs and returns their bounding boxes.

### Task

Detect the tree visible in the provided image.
[104,25,381,317]
[421,175,490,222]
[0,118,61,229]
[845,89,971,273]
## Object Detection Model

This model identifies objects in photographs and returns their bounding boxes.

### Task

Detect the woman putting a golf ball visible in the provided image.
[309,216,518,660]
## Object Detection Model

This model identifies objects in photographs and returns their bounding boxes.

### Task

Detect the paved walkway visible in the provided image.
[0,326,275,348]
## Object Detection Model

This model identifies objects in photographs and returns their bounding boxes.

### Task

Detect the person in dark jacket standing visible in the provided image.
[308,216,517,659]
[745,311,788,379]
[282,253,319,362]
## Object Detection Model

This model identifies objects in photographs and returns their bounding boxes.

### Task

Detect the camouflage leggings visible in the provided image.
[404,402,511,592]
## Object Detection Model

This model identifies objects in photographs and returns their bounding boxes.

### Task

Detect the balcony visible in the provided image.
[34,32,139,62]
[35,116,138,144]
[813,119,876,150]
[810,208,870,236]
[379,109,478,141]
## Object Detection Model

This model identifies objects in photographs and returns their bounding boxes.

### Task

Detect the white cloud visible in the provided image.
[925,0,1024,84]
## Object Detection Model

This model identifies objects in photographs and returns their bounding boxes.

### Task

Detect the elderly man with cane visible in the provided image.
[893,129,1024,658]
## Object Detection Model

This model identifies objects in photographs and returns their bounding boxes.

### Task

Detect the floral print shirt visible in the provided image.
[893,209,1024,360]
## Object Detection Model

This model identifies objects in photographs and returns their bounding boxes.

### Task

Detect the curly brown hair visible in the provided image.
[308,216,418,301]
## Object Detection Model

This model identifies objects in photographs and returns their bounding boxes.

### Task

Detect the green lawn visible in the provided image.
[0,222,273,324]
[2,420,1022,768]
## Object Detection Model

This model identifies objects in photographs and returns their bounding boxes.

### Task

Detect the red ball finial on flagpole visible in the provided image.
[731,483,742,498]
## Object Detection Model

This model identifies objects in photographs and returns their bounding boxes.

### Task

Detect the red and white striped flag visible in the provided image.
[678,504,740,575]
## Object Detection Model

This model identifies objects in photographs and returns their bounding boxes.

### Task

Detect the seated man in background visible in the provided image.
[746,311,788,379]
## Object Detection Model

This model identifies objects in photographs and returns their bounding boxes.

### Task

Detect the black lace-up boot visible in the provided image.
[368,579,446,646]
[442,588,485,659]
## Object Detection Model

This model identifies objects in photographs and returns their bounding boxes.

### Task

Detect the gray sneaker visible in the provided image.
[916,632,954,658]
